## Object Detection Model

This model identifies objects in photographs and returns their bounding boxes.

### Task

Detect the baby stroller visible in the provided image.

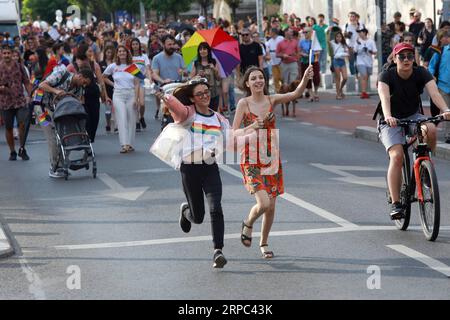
[52,94,97,180]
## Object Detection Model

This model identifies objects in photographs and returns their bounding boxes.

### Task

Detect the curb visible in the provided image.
[0,219,14,259]
[355,126,450,161]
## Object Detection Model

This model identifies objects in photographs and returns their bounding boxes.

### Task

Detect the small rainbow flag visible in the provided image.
[33,89,44,104]
[124,63,146,80]
[38,110,51,127]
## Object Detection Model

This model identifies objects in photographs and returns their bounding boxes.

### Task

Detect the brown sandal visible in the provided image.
[241,221,252,247]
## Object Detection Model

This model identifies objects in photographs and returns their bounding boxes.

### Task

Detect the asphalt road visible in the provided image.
[1,95,450,300]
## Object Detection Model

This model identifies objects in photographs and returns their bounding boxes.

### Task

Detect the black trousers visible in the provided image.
[84,83,100,143]
[180,162,224,249]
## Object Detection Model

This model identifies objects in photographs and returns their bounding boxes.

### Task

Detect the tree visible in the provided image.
[196,0,212,17]
[225,0,242,22]
[266,0,281,4]
[22,0,71,23]
[145,0,193,21]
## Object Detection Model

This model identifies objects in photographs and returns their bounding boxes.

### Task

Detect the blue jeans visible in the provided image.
[349,52,356,75]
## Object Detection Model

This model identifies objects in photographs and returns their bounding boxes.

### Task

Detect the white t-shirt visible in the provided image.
[266,35,285,66]
[132,54,151,74]
[330,41,349,59]
[138,36,149,46]
[343,22,365,48]
[183,110,223,158]
[354,38,377,67]
[103,63,136,90]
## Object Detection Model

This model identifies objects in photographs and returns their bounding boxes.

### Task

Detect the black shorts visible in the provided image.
[1,107,29,130]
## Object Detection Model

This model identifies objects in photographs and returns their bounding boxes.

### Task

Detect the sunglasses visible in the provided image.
[241,33,250,36]
[188,77,208,86]
[193,89,210,98]
[397,53,415,61]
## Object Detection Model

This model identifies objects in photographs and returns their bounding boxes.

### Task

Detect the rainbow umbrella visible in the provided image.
[182,27,240,78]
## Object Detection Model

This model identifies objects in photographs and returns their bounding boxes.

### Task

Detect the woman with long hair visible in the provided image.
[154,77,230,268]
[329,31,349,99]
[131,37,152,131]
[99,45,116,133]
[232,65,313,259]
[190,42,221,112]
[102,45,140,153]
[418,18,436,59]
[31,47,49,82]
[70,42,108,143]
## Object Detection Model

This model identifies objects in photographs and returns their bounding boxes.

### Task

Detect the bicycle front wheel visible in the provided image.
[418,160,440,241]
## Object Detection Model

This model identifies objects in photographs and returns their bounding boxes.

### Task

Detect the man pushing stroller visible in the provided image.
[38,66,94,178]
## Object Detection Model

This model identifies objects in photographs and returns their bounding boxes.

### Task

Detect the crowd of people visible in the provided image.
[1,8,449,268]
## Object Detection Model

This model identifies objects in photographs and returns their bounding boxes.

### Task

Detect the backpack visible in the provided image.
[372,63,424,120]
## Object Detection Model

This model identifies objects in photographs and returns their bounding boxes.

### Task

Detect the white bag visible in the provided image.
[150,122,190,170]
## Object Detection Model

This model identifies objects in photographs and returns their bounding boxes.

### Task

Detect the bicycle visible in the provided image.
[381,115,446,241]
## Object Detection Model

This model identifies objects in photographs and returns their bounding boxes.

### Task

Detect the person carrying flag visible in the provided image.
[0,45,32,161]
[102,45,140,154]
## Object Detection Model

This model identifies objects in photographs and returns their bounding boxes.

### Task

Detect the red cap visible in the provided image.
[393,43,414,55]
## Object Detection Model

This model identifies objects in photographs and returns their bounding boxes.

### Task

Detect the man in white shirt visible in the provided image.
[266,28,284,93]
[354,28,377,99]
[137,29,149,52]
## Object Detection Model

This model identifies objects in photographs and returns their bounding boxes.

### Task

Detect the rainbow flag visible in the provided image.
[191,123,222,136]
[124,64,146,80]
[38,110,51,127]
[33,89,44,104]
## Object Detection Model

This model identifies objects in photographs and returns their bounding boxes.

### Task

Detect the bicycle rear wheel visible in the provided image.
[392,150,411,230]
[418,160,440,241]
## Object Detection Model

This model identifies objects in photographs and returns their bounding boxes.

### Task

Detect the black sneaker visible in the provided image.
[9,151,17,161]
[179,202,191,233]
[213,250,227,268]
[445,137,450,144]
[106,126,111,133]
[140,117,147,129]
[390,202,404,220]
[18,147,30,160]
[136,122,141,132]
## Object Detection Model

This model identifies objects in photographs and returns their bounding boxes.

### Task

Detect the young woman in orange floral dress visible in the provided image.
[232,65,313,259]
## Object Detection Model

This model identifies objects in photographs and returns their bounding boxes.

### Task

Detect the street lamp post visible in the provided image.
[140,1,145,27]
[256,0,264,38]
[328,0,333,25]
[375,0,386,73]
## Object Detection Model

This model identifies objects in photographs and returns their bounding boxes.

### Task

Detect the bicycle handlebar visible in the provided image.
[379,115,445,127]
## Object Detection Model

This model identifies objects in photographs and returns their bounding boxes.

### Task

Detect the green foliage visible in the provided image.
[22,0,71,22]
[266,0,281,5]
[145,0,193,18]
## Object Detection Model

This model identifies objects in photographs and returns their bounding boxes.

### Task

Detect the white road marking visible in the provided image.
[134,168,174,174]
[221,165,357,228]
[337,131,352,135]
[18,258,46,300]
[54,226,398,251]
[97,173,148,201]
[387,245,450,278]
[332,106,342,110]
[0,226,10,253]
[300,122,313,126]
[311,163,386,188]
[347,109,360,113]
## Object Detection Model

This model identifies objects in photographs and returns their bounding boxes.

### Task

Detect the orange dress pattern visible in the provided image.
[239,97,284,198]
